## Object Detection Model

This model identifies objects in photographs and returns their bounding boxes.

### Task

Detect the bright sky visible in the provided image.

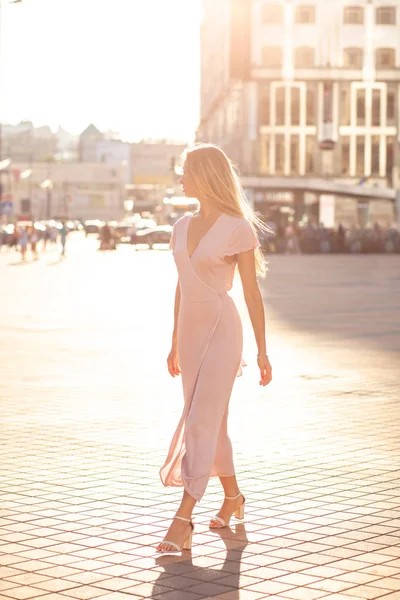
[0,0,202,142]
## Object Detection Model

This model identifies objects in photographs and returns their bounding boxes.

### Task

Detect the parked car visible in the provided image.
[131,225,173,248]
[84,220,104,235]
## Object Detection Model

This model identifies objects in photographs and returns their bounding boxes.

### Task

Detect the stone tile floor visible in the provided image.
[0,236,399,599]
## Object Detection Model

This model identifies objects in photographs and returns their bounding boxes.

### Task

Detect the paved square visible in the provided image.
[1,237,399,600]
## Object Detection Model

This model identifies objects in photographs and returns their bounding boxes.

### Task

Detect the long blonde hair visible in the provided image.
[184,143,269,277]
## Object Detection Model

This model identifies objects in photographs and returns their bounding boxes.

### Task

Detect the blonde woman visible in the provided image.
[157,144,272,553]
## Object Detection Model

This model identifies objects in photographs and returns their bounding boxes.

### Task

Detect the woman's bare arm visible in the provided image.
[172,281,181,349]
[167,282,181,377]
[237,250,272,386]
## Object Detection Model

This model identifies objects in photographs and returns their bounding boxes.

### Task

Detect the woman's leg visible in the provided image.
[157,490,196,552]
[210,475,244,528]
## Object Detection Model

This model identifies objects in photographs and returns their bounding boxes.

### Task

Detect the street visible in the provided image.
[0,235,400,600]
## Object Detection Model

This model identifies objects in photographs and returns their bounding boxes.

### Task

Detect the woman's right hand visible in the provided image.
[167,347,181,377]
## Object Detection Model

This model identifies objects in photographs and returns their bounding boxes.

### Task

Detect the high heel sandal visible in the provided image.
[209,492,245,529]
[157,516,194,552]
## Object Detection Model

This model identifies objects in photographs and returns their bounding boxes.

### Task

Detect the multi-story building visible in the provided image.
[8,162,127,221]
[198,0,400,226]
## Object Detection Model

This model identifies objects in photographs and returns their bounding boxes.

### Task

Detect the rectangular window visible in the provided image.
[291,87,300,126]
[376,7,396,25]
[387,136,394,180]
[262,4,283,24]
[305,136,314,174]
[341,137,350,175]
[275,134,285,174]
[295,4,316,24]
[343,48,363,68]
[387,89,395,122]
[371,136,380,175]
[344,6,364,24]
[372,89,381,126]
[262,46,283,68]
[306,88,315,125]
[376,48,395,69]
[262,136,270,173]
[275,87,285,125]
[340,87,350,126]
[323,82,333,123]
[356,136,365,175]
[356,89,365,126]
[260,88,270,125]
[290,136,299,173]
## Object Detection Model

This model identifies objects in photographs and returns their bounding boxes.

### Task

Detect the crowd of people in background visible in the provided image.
[262,220,400,255]
[0,222,69,262]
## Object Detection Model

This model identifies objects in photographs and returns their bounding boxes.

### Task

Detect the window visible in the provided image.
[387,136,394,180]
[294,46,315,68]
[260,89,270,125]
[262,136,270,173]
[376,6,396,25]
[344,6,364,24]
[376,48,395,69]
[343,47,363,68]
[262,46,283,67]
[341,138,350,175]
[262,4,283,24]
[295,4,316,23]
[356,89,365,126]
[305,136,314,174]
[291,87,300,126]
[387,90,396,122]
[306,89,316,125]
[372,89,381,126]
[276,87,285,125]
[275,134,285,173]
[340,87,350,126]
[371,136,380,175]
[356,136,365,175]
[290,137,300,173]
[323,82,333,123]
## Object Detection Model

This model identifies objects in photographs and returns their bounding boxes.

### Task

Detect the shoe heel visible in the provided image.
[235,503,245,520]
[182,532,192,550]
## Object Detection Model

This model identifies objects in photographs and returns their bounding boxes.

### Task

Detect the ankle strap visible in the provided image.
[174,515,191,523]
[225,492,242,500]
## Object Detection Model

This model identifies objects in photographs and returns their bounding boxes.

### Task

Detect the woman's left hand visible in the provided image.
[257,355,272,387]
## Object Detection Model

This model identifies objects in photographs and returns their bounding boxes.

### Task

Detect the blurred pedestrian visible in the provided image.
[99,222,113,250]
[60,222,68,257]
[337,223,346,252]
[285,220,300,254]
[29,226,39,260]
[42,226,50,251]
[19,227,28,261]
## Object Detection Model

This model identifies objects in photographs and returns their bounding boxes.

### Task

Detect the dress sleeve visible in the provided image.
[224,219,260,257]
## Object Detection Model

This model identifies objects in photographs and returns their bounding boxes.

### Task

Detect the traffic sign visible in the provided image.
[0,200,13,215]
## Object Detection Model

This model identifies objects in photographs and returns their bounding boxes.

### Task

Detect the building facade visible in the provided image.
[8,162,127,221]
[198,0,400,226]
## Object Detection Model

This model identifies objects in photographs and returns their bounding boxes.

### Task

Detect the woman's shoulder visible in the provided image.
[222,214,253,231]
[172,214,191,229]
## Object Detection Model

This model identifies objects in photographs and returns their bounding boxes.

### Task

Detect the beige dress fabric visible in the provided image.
[159,212,260,502]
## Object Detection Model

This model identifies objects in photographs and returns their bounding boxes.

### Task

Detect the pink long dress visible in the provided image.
[159,212,260,502]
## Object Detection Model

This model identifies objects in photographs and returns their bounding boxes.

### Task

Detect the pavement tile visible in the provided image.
[0,587,49,599]
[1,249,400,600]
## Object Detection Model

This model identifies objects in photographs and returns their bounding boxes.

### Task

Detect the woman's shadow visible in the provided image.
[153,522,249,599]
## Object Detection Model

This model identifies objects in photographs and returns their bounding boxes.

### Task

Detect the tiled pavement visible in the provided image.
[1,236,400,600]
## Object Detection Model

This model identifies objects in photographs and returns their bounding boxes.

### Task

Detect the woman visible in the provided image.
[157,144,272,553]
